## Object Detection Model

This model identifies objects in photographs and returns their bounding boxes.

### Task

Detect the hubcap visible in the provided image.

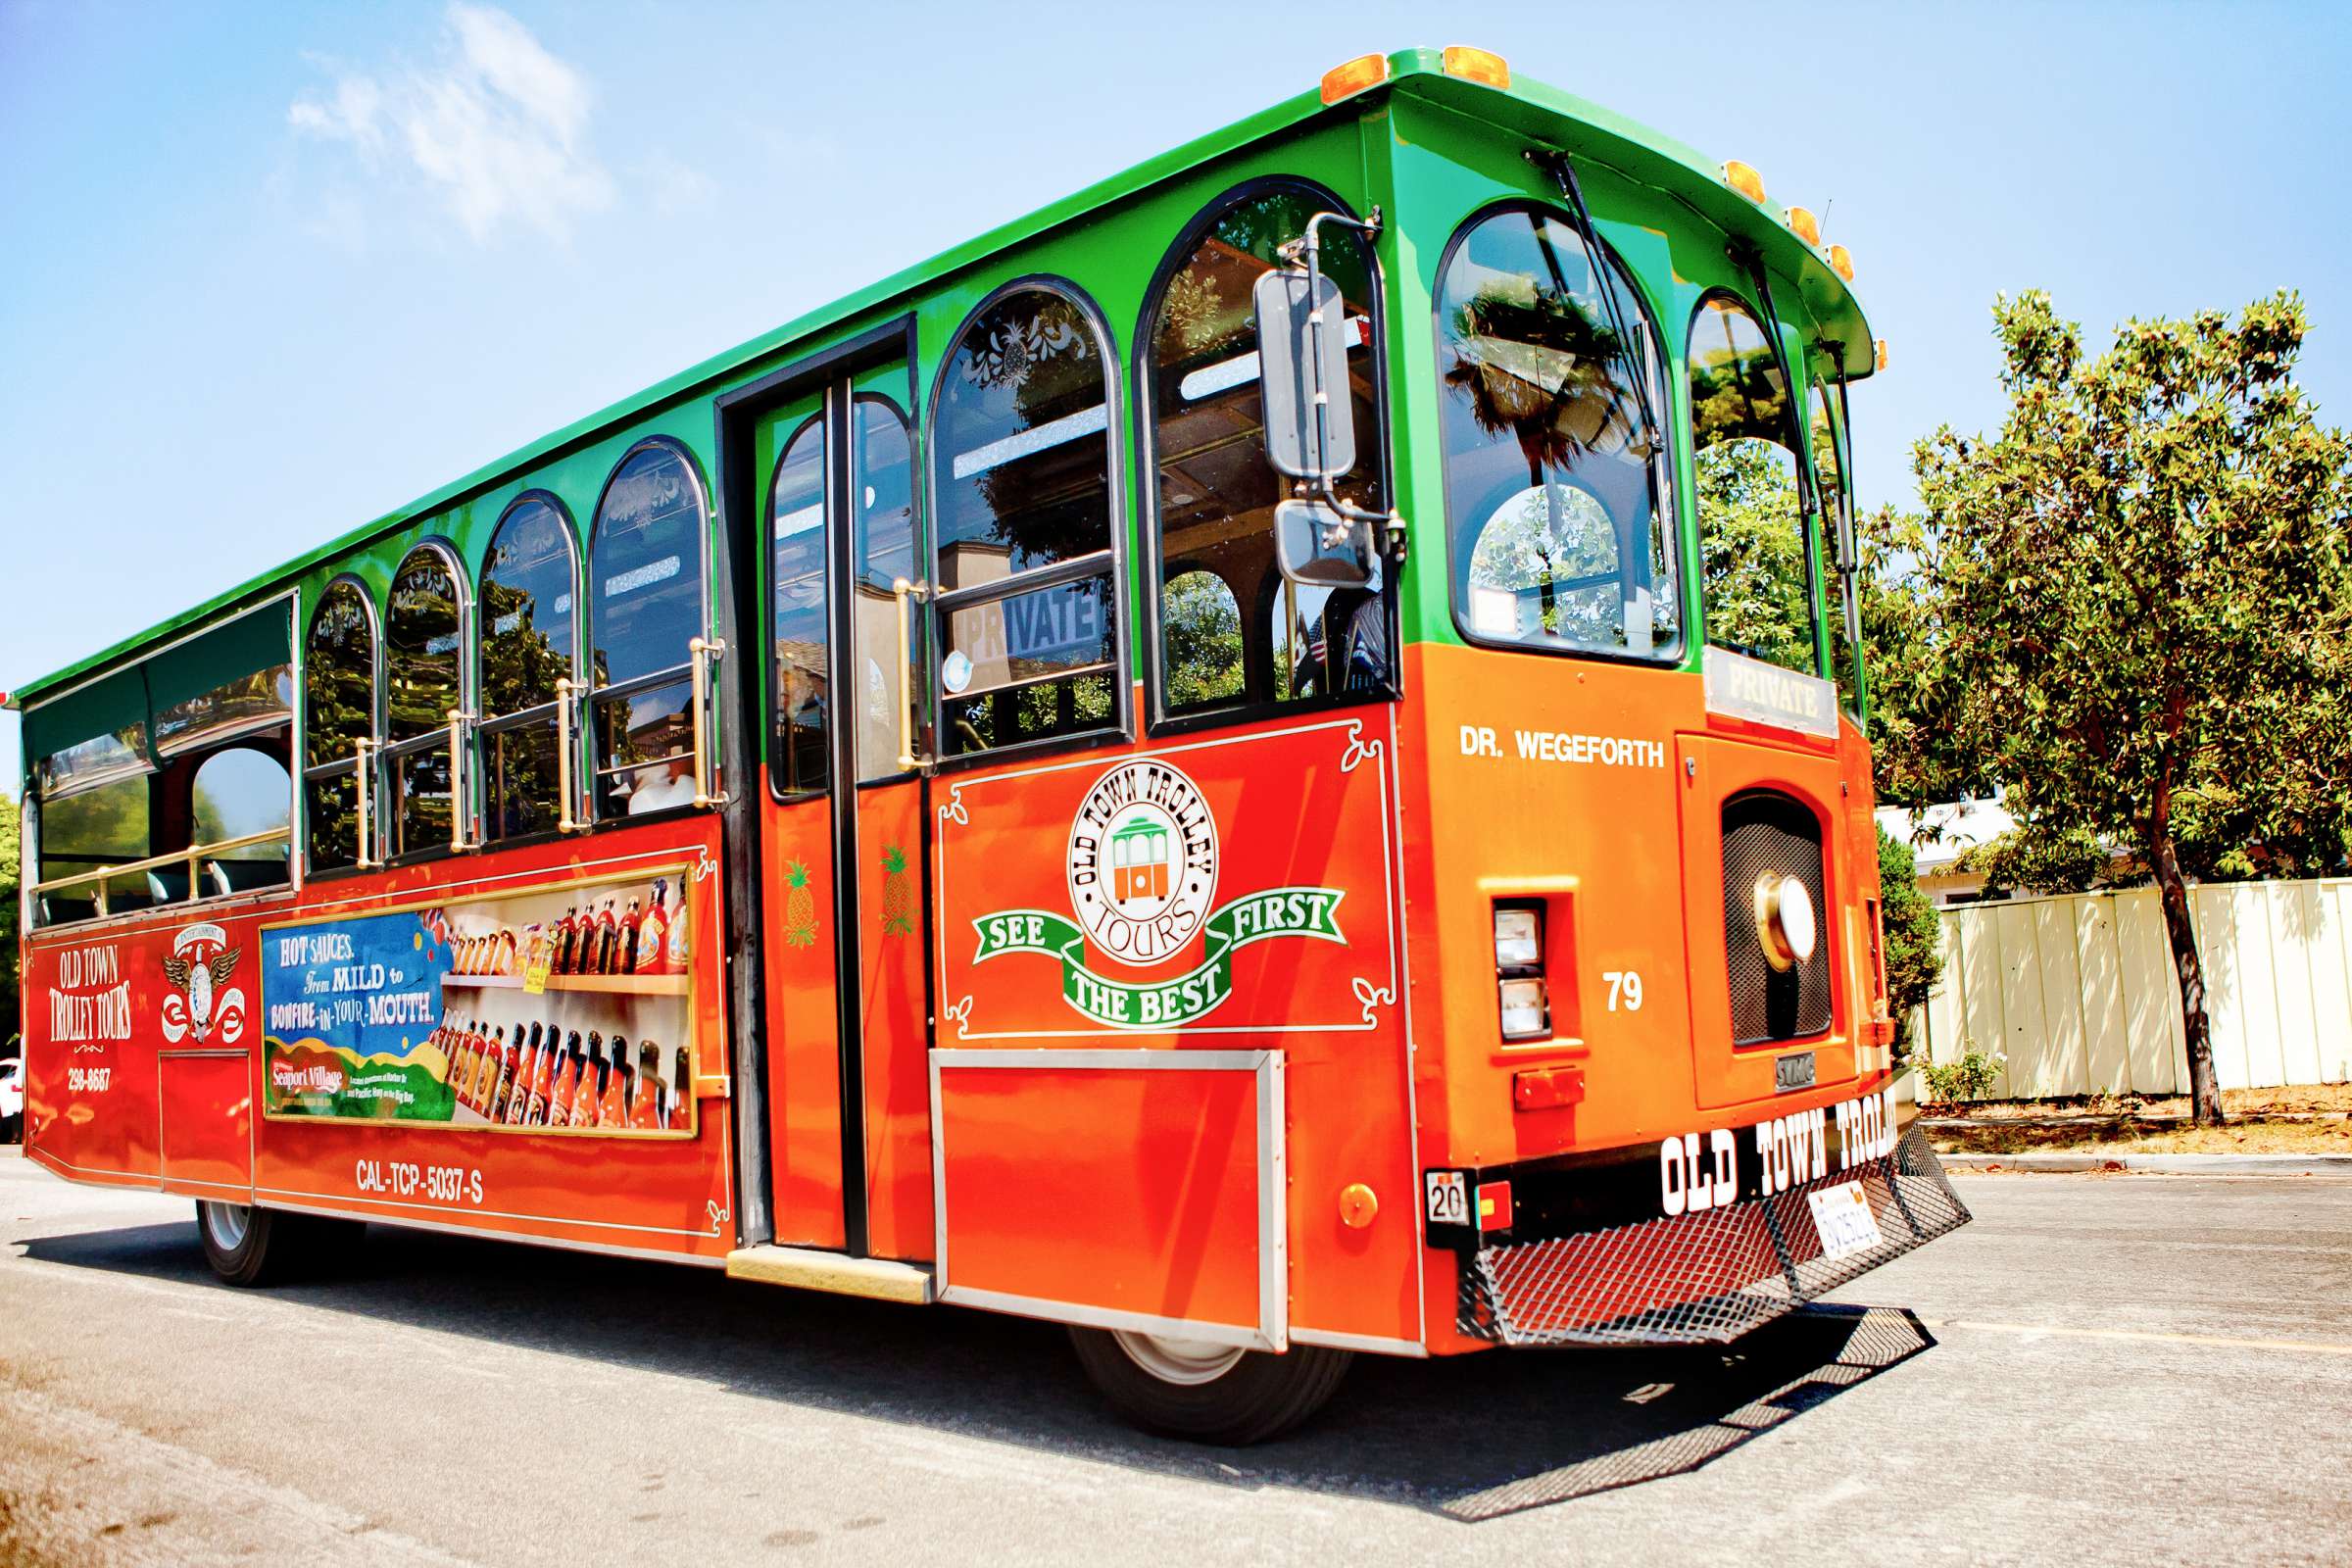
[202,1200,250,1251]
[1110,1329,1246,1386]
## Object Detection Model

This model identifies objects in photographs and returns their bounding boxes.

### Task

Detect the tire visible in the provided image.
[196,1201,363,1287]
[1067,1327,1351,1445]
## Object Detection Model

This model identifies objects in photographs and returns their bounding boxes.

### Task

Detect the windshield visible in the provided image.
[1436,206,1679,660]
[1689,294,1820,675]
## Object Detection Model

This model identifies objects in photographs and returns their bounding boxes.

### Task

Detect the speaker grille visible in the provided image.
[1721,791,1831,1046]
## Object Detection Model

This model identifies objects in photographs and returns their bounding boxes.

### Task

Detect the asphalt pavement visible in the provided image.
[3,1150,2348,1566]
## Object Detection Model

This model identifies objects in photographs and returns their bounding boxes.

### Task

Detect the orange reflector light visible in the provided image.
[1829,244,1855,282]
[1722,159,1767,204]
[1320,52,1390,104]
[1876,338,1891,371]
[1477,1181,1515,1232]
[1442,44,1510,88]
[1787,205,1821,247]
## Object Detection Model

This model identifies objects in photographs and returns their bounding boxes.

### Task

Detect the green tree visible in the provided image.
[1874,824,1943,1060]
[1893,290,2352,1123]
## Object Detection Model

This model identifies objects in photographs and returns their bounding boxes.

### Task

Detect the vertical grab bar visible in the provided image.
[354,737,379,869]
[688,637,726,808]
[892,577,928,771]
[447,709,472,853]
[555,676,580,832]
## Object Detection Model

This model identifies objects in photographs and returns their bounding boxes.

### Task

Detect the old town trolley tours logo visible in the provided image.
[971,758,1348,1027]
[162,922,246,1045]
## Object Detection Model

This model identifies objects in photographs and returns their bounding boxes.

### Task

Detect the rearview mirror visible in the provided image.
[1253,268,1357,481]
[1273,499,1375,588]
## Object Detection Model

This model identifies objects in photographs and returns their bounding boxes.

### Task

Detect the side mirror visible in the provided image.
[1253,268,1357,481]
[1273,499,1375,588]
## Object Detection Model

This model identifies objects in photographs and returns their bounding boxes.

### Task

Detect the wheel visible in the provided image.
[196,1201,363,1287]
[1067,1327,1351,1445]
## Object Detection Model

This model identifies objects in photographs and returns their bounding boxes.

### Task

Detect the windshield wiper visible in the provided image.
[1526,147,1662,464]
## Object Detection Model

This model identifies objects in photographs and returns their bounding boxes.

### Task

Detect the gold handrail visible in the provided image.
[446,708,473,853]
[30,826,294,914]
[554,676,580,832]
[355,736,379,869]
[688,636,726,809]
[893,576,928,771]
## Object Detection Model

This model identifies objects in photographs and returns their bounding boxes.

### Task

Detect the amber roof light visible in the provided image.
[1441,45,1510,89]
[1320,53,1390,104]
[1829,244,1856,282]
[1786,206,1821,247]
[1722,160,1767,204]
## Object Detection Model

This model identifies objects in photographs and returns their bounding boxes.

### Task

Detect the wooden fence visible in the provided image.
[1909,878,2352,1098]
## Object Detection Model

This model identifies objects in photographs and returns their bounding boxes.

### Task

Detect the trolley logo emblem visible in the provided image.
[972,758,1348,1028]
[162,922,246,1045]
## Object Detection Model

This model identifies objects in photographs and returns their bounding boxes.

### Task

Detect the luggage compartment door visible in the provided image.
[932,1050,1285,1350]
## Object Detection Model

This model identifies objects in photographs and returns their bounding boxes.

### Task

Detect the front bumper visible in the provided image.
[1457,1123,1970,1347]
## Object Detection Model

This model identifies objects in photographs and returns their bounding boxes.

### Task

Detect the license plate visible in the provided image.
[1806,1181,1885,1261]
[1775,1051,1816,1093]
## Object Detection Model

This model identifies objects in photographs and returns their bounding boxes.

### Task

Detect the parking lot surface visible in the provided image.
[3,1152,2348,1566]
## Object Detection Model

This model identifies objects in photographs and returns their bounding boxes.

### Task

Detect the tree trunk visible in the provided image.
[2148,824,2226,1126]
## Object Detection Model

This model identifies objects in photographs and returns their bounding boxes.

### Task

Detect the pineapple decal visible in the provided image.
[880,844,913,936]
[782,860,818,947]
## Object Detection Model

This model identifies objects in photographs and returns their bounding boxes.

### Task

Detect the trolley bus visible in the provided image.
[11,46,1967,1444]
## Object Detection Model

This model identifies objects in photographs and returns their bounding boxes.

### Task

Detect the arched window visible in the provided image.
[1437,204,1677,660]
[929,281,1119,757]
[303,578,378,871]
[383,543,467,858]
[1146,181,1390,715]
[1689,293,1818,675]
[479,494,579,841]
[1810,381,1864,718]
[588,439,709,817]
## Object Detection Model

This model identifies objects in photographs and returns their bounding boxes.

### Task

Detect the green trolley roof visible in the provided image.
[11,46,1871,712]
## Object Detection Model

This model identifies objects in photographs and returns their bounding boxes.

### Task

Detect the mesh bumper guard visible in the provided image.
[1458,1123,1971,1348]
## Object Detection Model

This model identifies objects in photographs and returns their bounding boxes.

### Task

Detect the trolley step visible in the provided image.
[723,1245,935,1304]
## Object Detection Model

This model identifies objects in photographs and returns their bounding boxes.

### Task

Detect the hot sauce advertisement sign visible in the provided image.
[263,907,456,1121]
[945,718,1398,1038]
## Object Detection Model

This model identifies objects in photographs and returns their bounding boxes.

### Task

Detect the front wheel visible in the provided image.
[196,1201,362,1287]
[1067,1328,1350,1445]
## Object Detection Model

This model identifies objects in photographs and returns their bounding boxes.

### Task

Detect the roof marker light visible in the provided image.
[1876,339,1891,371]
[1829,244,1855,282]
[1722,160,1767,204]
[1787,206,1821,247]
[1442,45,1510,89]
[1320,53,1390,104]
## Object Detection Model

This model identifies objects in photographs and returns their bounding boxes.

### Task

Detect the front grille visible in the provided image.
[1457,1123,1971,1347]
[1721,790,1830,1046]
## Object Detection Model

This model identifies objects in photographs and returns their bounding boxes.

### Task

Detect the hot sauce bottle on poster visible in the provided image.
[505,1023,541,1125]
[571,1033,607,1129]
[524,1019,561,1126]
[608,898,641,975]
[446,1018,476,1107]
[551,906,578,974]
[668,1045,691,1132]
[549,1032,584,1126]
[593,897,622,975]
[466,1020,494,1113]
[634,882,668,975]
[489,1025,524,1123]
[663,887,689,975]
[597,1035,631,1127]
[630,1041,663,1130]
[472,1026,508,1118]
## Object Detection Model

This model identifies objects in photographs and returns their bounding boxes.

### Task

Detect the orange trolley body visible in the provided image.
[13,49,1966,1436]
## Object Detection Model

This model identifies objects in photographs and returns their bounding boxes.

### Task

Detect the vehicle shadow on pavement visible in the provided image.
[18,1219,1935,1523]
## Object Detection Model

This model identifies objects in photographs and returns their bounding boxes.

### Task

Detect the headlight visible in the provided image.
[1498,977,1550,1041]
[1494,906,1541,970]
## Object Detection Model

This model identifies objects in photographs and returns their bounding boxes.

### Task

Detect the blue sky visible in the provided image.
[4,0,2349,790]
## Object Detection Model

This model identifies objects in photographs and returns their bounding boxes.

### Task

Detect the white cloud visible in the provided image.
[288,5,614,243]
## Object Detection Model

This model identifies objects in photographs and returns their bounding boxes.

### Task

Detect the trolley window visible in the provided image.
[929,281,1120,758]
[383,543,466,858]
[769,413,829,796]
[479,495,580,841]
[1690,293,1820,675]
[1811,381,1864,718]
[304,578,378,871]
[1146,182,1391,717]
[588,440,710,817]
[1438,205,1678,661]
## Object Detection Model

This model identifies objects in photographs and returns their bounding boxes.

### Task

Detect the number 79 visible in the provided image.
[1603,970,1643,1011]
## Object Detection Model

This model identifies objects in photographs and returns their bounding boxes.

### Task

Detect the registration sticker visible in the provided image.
[1805,1181,1885,1261]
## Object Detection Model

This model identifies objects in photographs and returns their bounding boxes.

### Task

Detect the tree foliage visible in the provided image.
[1874,824,1944,1061]
[1881,289,2352,1121]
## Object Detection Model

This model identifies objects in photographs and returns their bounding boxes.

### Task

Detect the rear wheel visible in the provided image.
[1067,1327,1350,1445]
[196,1201,363,1287]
